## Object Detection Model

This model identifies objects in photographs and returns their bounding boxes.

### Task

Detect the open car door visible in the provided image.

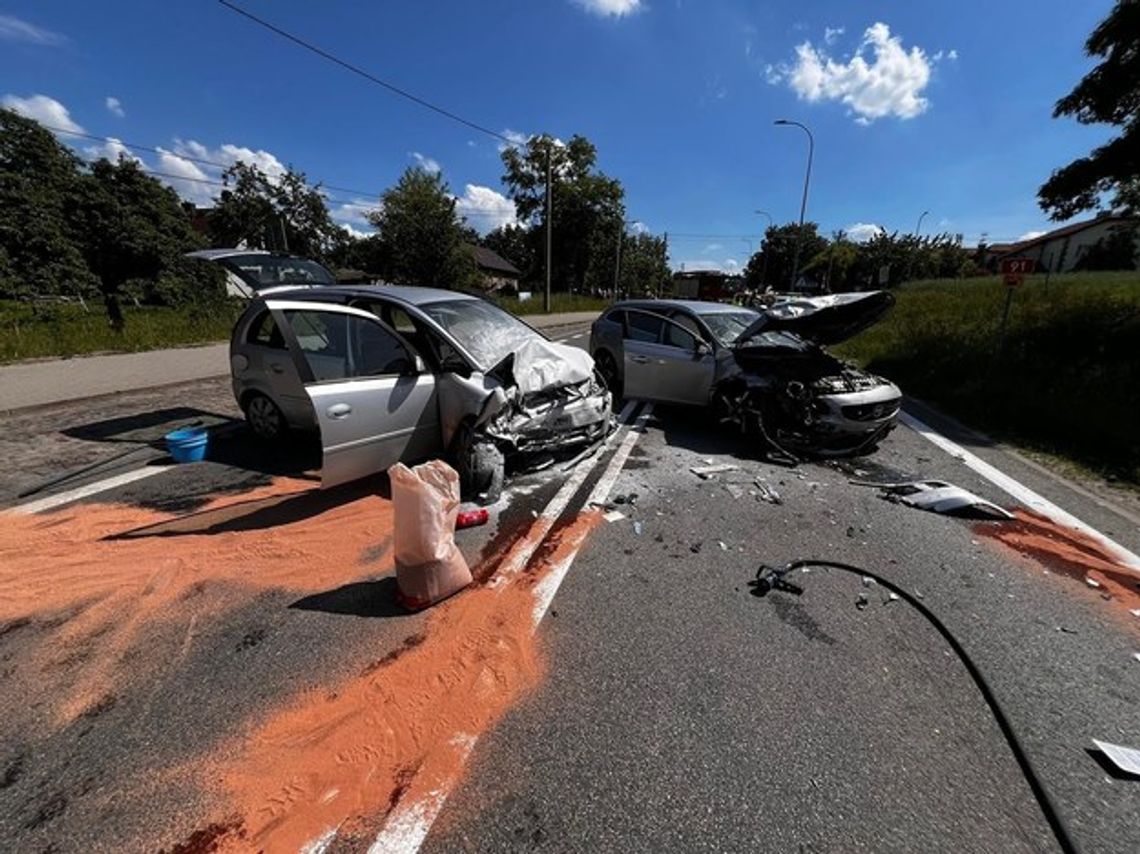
[267,300,441,488]
[622,309,716,405]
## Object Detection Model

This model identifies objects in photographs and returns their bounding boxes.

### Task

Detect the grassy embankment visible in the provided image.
[833,271,1140,486]
[0,292,611,363]
[1,300,242,363]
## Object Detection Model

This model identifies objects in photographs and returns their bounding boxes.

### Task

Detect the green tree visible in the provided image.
[1038,0,1140,219]
[481,224,535,279]
[210,162,344,261]
[75,158,212,329]
[755,223,828,290]
[369,167,470,287]
[500,134,625,292]
[0,109,97,302]
[618,232,669,297]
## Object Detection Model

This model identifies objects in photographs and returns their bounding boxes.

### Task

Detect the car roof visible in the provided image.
[254,283,482,307]
[613,299,757,315]
[186,248,280,261]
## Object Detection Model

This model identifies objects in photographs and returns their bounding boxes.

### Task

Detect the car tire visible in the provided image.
[243,392,287,441]
[450,419,504,505]
[594,350,622,400]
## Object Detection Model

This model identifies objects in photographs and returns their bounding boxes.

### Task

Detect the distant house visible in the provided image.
[995,214,1139,273]
[469,245,521,293]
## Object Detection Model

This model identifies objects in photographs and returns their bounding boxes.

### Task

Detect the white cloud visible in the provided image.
[85,136,143,166]
[409,151,441,173]
[155,147,215,205]
[454,184,518,234]
[340,222,375,239]
[498,127,530,153]
[947,48,958,60]
[1,93,84,134]
[702,243,724,254]
[333,199,380,227]
[572,0,643,18]
[724,258,739,270]
[824,26,844,45]
[844,222,885,242]
[769,22,944,122]
[105,96,124,118]
[0,14,66,46]
[1017,229,1047,242]
[629,221,650,235]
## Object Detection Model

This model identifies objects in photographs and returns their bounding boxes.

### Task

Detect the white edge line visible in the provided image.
[11,465,174,515]
[367,402,651,853]
[899,411,1140,573]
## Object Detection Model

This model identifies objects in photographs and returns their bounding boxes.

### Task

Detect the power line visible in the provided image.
[218,0,518,147]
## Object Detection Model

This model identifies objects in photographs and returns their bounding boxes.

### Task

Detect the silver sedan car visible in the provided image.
[589,293,902,455]
[227,285,611,491]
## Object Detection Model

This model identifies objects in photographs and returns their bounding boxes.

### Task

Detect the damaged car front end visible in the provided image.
[589,291,900,458]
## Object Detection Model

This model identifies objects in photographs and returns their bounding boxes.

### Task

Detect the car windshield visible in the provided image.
[420,298,539,368]
[737,329,813,352]
[224,255,336,287]
[696,310,762,346]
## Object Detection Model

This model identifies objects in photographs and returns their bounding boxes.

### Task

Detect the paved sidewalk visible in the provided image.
[0,311,599,411]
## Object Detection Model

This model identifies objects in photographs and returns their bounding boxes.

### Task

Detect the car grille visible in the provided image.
[842,399,901,422]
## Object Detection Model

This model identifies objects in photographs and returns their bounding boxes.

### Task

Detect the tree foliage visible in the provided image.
[481,224,535,280]
[618,232,670,297]
[368,167,472,287]
[1038,0,1140,220]
[500,134,624,292]
[210,162,346,261]
[0,109,218,328]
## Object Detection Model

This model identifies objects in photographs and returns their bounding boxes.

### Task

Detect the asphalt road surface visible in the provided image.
[1,322,1138,853]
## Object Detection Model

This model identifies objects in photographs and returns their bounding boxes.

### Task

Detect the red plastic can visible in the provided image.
[455,508,490,529]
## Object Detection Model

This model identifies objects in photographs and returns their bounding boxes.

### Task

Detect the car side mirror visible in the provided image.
[440,353,472,379]
[695,341,711,358]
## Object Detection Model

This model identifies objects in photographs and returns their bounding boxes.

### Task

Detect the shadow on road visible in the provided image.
[105,477,388,540]
[289,577,407,619]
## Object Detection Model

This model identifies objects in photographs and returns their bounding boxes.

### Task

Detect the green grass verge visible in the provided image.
[833,271,1140,485]
[495,293,611,316]
[1,300,243,363]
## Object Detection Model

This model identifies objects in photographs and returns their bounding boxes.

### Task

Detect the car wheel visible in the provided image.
[450,418,504,504]
[244,392,286,441]
[595,350,622,399]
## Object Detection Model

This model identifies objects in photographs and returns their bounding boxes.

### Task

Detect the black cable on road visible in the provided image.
[751,558,1079,854]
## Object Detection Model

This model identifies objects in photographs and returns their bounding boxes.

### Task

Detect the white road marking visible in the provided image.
[900,411,1140,573]
[11,465,174,515]
[366,401,651,854]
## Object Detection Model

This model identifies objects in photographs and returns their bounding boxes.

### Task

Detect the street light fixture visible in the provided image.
[915,210,930,236]
[774,119,814,291]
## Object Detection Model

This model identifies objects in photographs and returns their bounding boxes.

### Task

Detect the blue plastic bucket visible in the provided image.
[165,426,209,463]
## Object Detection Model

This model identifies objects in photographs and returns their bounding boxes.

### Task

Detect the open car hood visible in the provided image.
[736,291,895,346]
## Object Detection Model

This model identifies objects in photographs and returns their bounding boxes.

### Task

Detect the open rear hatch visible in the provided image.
[736,291,895,347]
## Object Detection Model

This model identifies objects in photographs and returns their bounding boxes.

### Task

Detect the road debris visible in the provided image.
[717,541,728,551]
[389,461,473,611]
[754,478,783,505]
[853,479,1014,520]
[691,463,739,479]
[855,592,869,610]
[690,542,703,554]
[1092,739,1140,777]
[613,493,639,506]
[724,483,745,500]
[634,521,643,536]
[455,508,490,530]
[603,510,626,523]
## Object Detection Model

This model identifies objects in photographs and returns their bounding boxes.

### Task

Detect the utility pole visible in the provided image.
[613,219,624,298]
[662,231,668,298]
[755,210,772,290]
[774,120,814,291]
[544,145,552,313]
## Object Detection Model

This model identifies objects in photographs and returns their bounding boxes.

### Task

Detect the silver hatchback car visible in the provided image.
[589,293,902,456]
[228,285,611,490]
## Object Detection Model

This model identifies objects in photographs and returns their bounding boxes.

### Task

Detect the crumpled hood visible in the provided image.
[736,291,895,346]
[487,337,596,394]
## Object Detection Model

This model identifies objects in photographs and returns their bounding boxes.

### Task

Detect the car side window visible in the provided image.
[625,311,663,343]
[669,312,702,339]
[662,322,697,351]
[282,310,411,381]
[246,310,286,349]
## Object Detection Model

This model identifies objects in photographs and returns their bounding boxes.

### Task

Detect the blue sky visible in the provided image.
[0,0,1118,271]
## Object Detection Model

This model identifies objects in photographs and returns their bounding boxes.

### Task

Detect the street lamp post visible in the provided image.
[754,209,772,289]
[774,119,814,291]
[915,210,930,236]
